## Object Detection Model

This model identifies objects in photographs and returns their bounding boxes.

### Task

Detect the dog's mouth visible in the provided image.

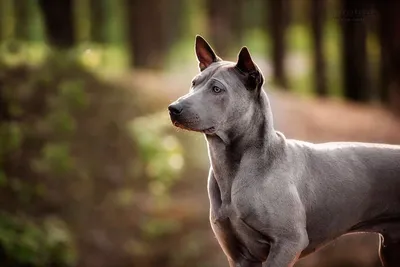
[172,121,216,134]
[202,126,216,134]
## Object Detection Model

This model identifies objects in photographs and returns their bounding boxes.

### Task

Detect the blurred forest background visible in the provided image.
[1,0,400,267]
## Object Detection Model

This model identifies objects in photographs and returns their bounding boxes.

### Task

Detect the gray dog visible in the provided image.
[168,35,400,267]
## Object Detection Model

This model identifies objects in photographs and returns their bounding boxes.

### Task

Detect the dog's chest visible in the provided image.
[210,203,271,262]
[208,164,272,261]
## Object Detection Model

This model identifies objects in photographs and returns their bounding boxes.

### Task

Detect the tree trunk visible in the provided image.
[126,0,167,68]
[38,0,75,48]
[0,0,5,42]
[207,0,244,56]
[340,0,369,102]
[0,0,12,42]
[163,0,184,51]
[90,0,109,43]
[377,1,400,115]
[14,0,34,41]
[311,0,327,96]
[378,1,391,103]
[207,0,229,56]
[267,0,288,88]
[230,0,245,49]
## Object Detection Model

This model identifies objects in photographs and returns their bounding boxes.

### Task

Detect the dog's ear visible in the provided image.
[195,35,220,71]
[236,47,257,73]
[236,47,264,90]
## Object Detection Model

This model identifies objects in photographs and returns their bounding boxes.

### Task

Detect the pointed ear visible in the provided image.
[195,35,220,71]
[235,47,264,90]
[236,47,257,73]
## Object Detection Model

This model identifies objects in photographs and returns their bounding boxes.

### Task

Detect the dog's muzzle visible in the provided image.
[168,102,216,134]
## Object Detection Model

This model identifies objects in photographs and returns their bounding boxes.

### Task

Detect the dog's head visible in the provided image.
[168,35,264,136]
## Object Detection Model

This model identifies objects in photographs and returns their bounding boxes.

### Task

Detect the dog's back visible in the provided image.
[287,140,400,253]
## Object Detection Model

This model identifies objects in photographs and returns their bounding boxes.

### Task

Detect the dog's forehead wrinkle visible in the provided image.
[211,65,244,90]
[194,61,237,88]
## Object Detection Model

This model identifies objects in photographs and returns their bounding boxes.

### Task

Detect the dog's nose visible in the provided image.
[168,103,183,115]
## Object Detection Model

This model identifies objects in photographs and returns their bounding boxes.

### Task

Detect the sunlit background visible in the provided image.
[1,0,400,266]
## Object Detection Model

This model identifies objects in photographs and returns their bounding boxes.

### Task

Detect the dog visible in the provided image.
[168,35,400,267]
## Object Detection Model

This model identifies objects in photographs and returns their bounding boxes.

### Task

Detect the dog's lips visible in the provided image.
[172,120,195,131]
[172,120,215,134]
[173,121,184,128]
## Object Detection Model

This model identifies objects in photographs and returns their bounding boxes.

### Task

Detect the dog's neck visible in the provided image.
[205,91,279,204]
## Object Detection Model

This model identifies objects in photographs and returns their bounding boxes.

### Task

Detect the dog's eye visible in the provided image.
[191,80,196,87]
[212,86,222,93]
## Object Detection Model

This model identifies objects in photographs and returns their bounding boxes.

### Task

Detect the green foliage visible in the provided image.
[0,56,97,266]
[0,41,47,66]
[129,112,184,198]
[0,213,76,267]
[0,122,23,156]
[59,80,88,110]
[140,217,181,240]
[34,142,74,174]
[0,51,190,267]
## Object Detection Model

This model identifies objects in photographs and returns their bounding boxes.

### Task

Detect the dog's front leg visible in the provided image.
[262,236,308,267]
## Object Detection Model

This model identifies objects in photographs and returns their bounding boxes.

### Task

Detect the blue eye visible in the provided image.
[212,86,222,93]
